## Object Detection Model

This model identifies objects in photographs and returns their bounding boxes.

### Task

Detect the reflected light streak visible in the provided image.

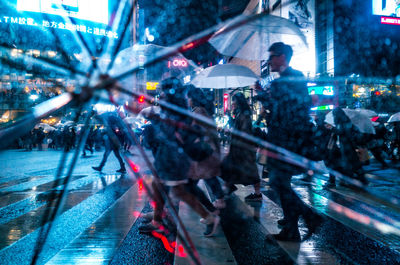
[151,231,187,257]
[328,200,400,236]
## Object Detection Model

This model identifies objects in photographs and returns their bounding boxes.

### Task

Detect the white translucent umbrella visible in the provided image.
[388,112,400,123]
[138,106,161,120]
[34,123,55,132]
[325,108,376,134]
[106,44,198,77]
[355,108,378,118]
[191,64,259,89]
[124,116,137,124]
[209,14,308,61]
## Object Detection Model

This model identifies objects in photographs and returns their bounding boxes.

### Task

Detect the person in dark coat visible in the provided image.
[138,78,220,237]
[328,108,368,185]
[221,92,261,201]
[186,85,225,210]
[92,116,126,173]
[36,127,45,151]
[260,42,322,241]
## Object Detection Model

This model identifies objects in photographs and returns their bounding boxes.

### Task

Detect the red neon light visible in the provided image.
[168,59,188,68]
[223,93,229,113]
[181,42,194,51]
[371,116,379,122]
[138,95,145,104]
[381,17,400,25]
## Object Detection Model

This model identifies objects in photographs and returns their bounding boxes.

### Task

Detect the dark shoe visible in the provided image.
[244,193,262,201]
[277,218,288,227]
[92,166,102,172]
[204,215,220,237]
[138,221,164,234]
[224,184,237,195]
[116,168,126,173]
[140,212,154,223]
[268,229,301,242]
[303,215,323,241]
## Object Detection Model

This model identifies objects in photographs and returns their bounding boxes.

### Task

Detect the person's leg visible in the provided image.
[98,147,111,169]
[269,168,301,240]
[172,184,209,218]
[152,181,166,223]
[185,179,217,213]
[370,147,388,167]
[253,181,261,195]
[204,177,224,200]
[112,147,126,170]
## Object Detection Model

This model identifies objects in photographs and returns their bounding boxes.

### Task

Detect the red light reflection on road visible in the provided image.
[127,160,140,173]
[132,211,141,217]
[151,231,187,257]
[138,178,144,192]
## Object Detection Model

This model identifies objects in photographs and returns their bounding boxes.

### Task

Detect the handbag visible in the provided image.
[175,131,213,162]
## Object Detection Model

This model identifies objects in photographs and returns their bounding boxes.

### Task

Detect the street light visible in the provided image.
[29,94,39,101]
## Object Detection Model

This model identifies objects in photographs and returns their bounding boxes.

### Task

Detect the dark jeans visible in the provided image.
[185,179,217,213]
[99,146,125,170]
[204,177,224,200]
[269,168,314,230]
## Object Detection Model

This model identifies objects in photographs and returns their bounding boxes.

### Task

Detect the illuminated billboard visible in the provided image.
[17,0,109,24]
[0,0,118,39]
[373,0,400,17]
[267,0,316,76]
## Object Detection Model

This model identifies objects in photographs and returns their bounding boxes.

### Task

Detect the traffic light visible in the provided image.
[138,95,145,104]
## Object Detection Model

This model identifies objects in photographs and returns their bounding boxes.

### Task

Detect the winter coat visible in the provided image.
[263,67,313,174]
[221,111,259,185]
[188,106,221,180]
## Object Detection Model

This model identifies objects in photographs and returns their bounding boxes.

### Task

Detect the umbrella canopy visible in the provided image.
[34,123,55,132]
[106,44,198,78]
[138,106,161,120]
[388,112,400,123]
[123,116,137,124]
[191,64,259,89]
[325,108,376,134]
[355,108,378,118]
[208,14,308,61]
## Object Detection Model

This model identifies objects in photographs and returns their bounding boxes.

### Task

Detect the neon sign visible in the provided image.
[146,82,159,91]
[17,0,109,25]
[168,59,188,68]
[223,93,229,113]
[381,16,400,25]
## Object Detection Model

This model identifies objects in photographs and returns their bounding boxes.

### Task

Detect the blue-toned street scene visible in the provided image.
[1,0,400,264]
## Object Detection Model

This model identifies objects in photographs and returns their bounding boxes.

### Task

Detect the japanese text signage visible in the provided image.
[0,16,118,38]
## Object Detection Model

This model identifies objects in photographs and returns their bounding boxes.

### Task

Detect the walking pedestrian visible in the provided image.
[259,42,322,241]
[138,78,220,237]
[220,92,262,201]
[92,116,126,173]
[186,85,226,210]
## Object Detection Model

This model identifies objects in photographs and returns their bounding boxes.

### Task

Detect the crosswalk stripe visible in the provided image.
[174,180,237,265]
[235,185,343,264]
[295,185,400,252]
[0,175,110,227]
[46,181,145,264]
[0,174,127,257]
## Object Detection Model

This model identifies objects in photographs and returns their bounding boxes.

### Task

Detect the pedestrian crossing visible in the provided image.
[174,180,237,265]
[1,153,400,264]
